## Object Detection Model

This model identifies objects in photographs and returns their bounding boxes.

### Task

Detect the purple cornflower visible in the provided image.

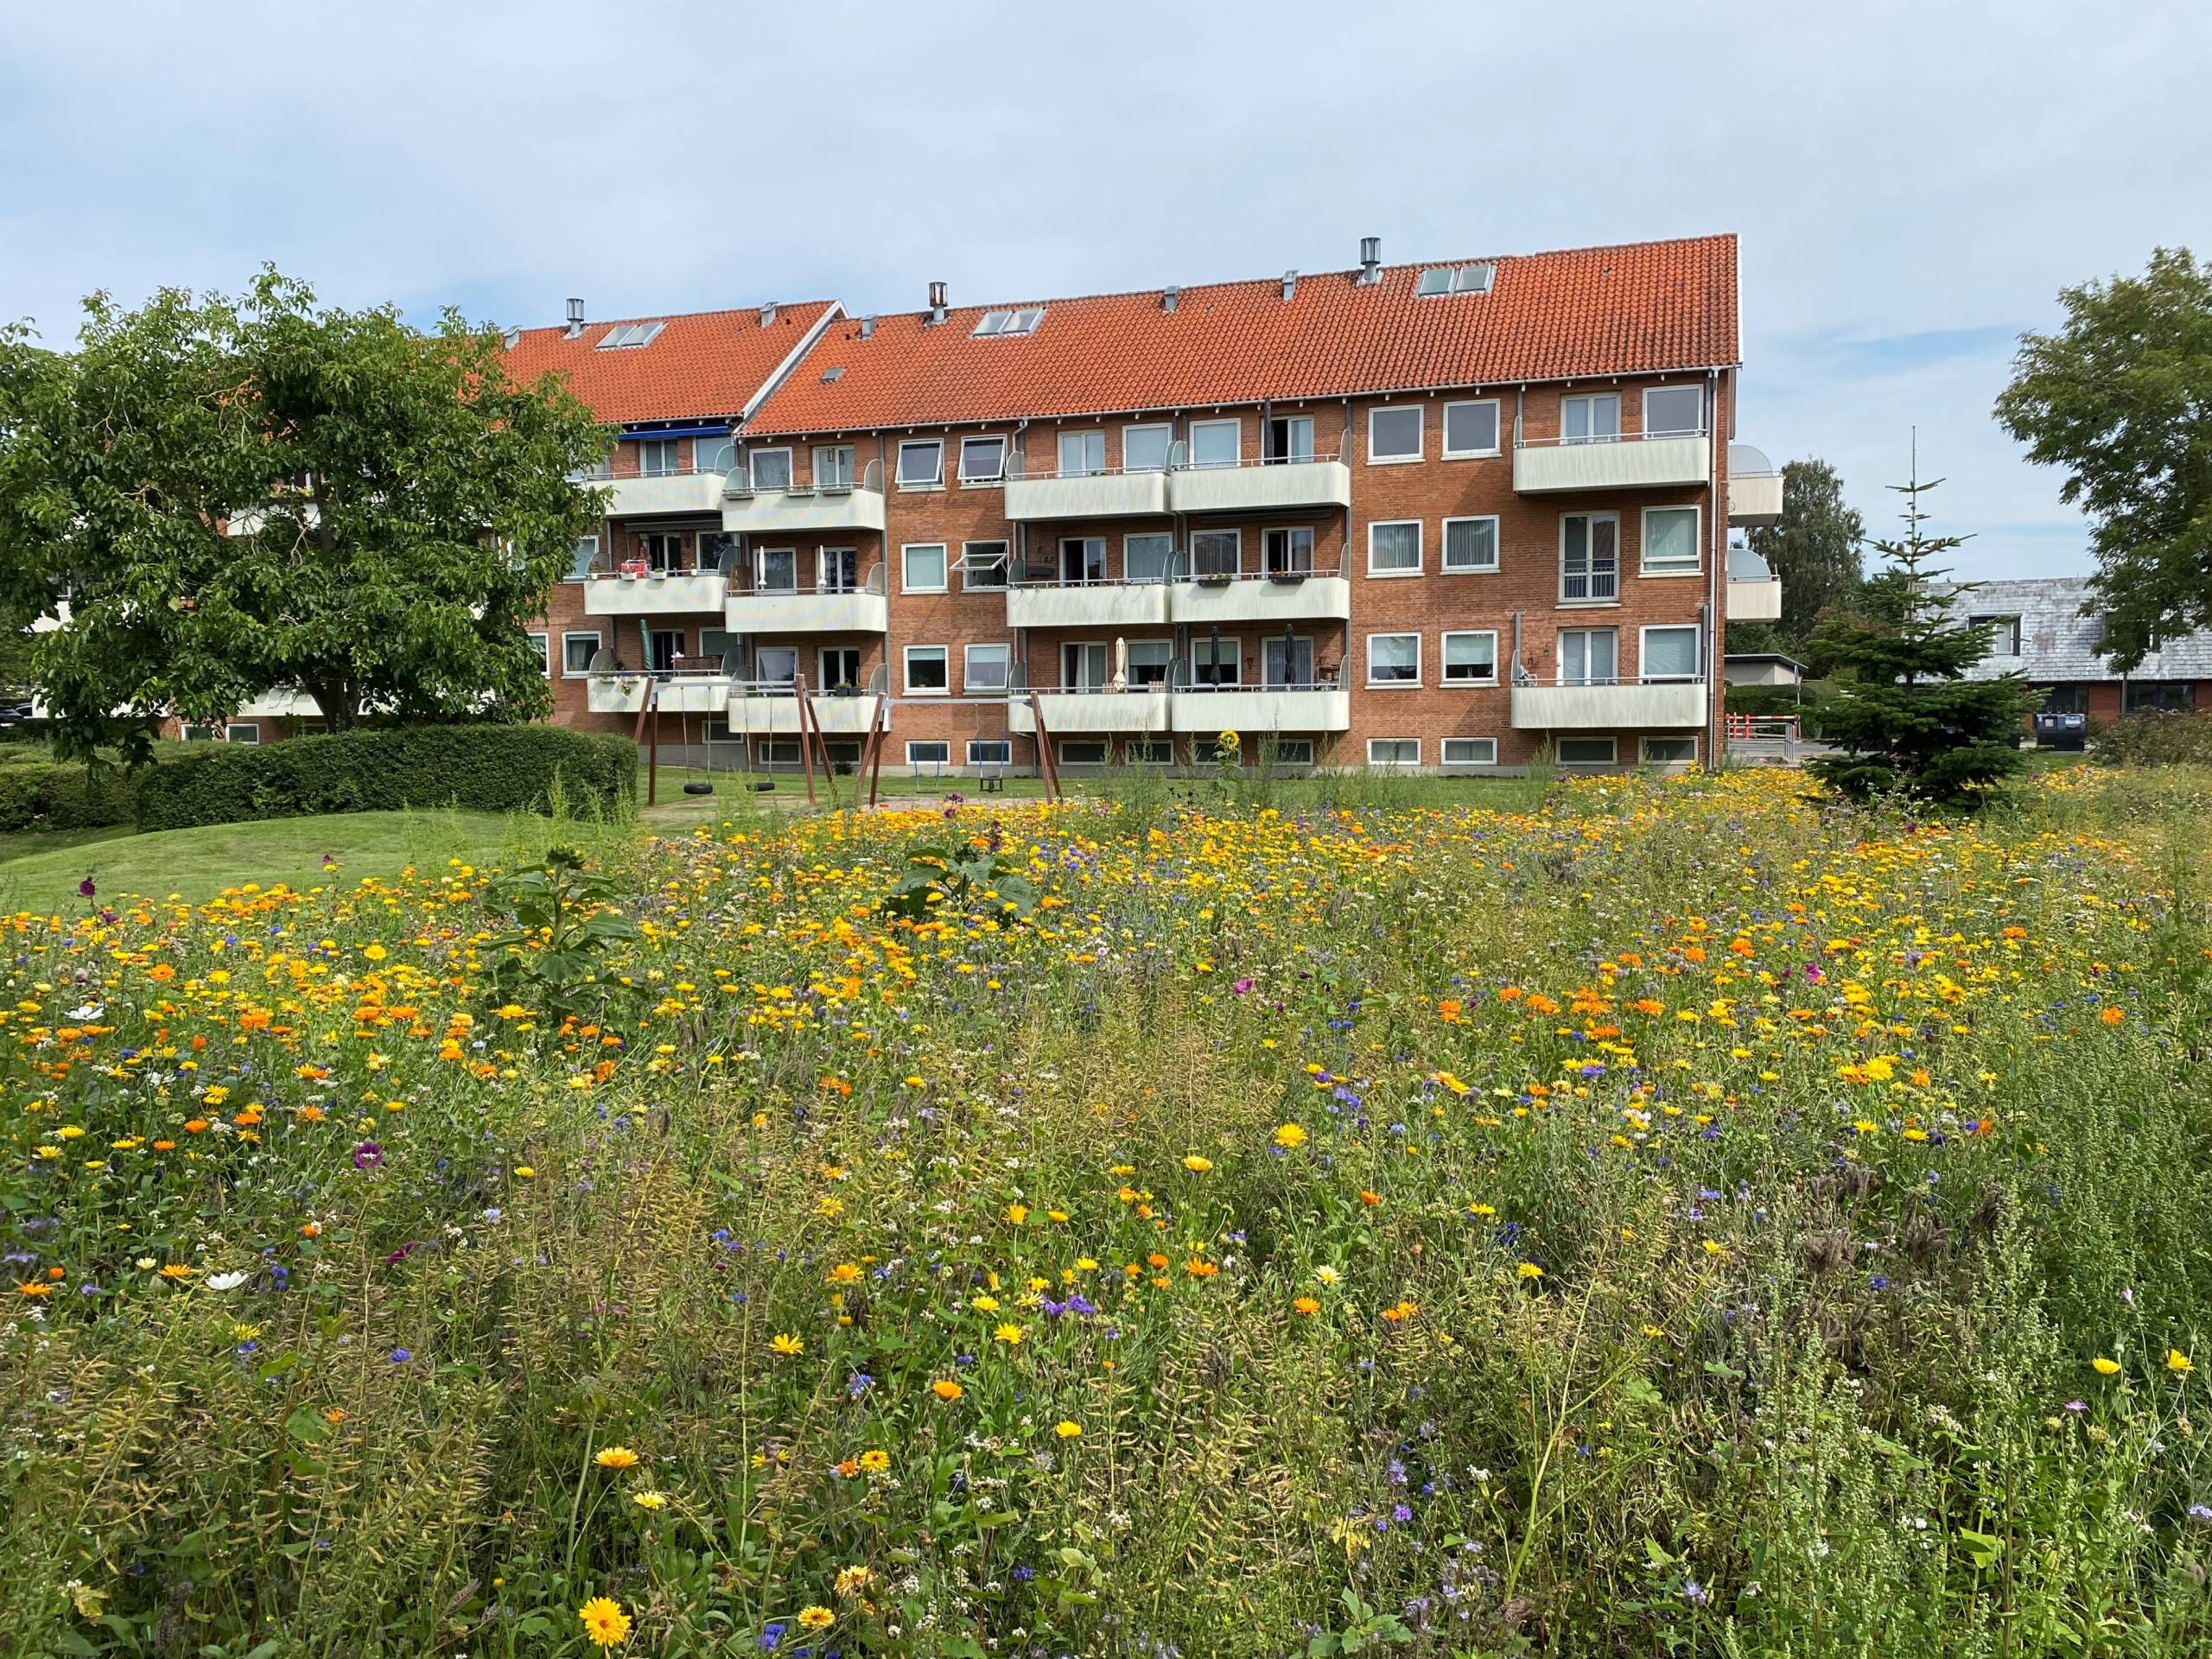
[353,1141,383,1169]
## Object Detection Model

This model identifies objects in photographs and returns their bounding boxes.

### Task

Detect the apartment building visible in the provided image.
[521,234,1784,774]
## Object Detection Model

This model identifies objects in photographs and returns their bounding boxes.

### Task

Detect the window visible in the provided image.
[569,535,600,581]
[1561,395,1620,445]
[1265,415,1314,463]
[756,646,797,685]
[1641,737,1699,766]
[1268,739,1315,766]
[896,440,943,488]
[969,740,1013,766]
[1642,507,1700,575]
[1640,625,1701,682]
[1122,424,1172,473]
[1560,514,1619,601]
[1263,635,1313,688]
[1415,264,1494,296]
[902,543,948,593]
[905,645,949,695]
[1367,632,1421,684]
[964,644,1011,693]
[1968,614,2023,655]
[1442,399,1501,457]
[972,308,1044,336]
[1128,641,1173,686]
[959,541,1008,591]
[699,629,735,672]
[1369,521,1421,575]
[598,321,666,349]
[959,435,1007,482]
[1558,737,1618,766]
[756,739,801,766]
[639,438,680,477]
[748,448,792,492]
[649,630,684,673]
[1125,533,1175,582]
[1191,635,1240,686]
[1368,739,1419,768]
[1442,737,1498,767]
[813,445,855,487]
[639,531,683,572]
[1192,530,1241,578]
[1369,406,1422,462]
[1058,537,1106,585]
[1127,739,1176,766]
[1264,527,1313,575]
[181,724,217,742]
[1190,419,1241,468]
[1058,429,1106,477]
[1059,740,1110,766]
[527,632,550,675]
[1065,641,1111,690]
[1442,631,1498,683]
[818,547,860,592]
[1443,517,1498,573]
[698,531,737,573]
[563,631,601,675]
[696,435,735,475]
[1643,385,1704,437]
[755,547,798,594]
[1559,629,1618,686]
[906,741,951,766]
[2124,681,2195,714]
[226,723,260,745]
[820,648,862,691]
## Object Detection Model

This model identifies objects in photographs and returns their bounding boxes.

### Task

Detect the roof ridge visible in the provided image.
[507,299,838,339]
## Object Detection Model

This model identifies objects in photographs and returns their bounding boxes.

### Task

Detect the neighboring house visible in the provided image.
[1723,652,1808,688]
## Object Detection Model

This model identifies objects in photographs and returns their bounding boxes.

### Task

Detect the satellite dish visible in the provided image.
[587,646,619,674]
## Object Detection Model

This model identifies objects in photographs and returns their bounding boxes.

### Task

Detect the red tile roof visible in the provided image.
[500,302,841,427]
[744,236,1736,436]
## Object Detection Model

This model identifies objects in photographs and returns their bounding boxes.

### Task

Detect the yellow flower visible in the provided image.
[2171,1350,2194,1375]
[1055,1420,1083,1438]
[1182,1154,1213,1173]
[1313,1266,1340,1285]
[834,1564,874,1599]
[513,1166,535,1178]
[825,1262,862,1284]
[1274,1123,1307,1147]
[970,1294,1001,1312]
[1294,1295,1321,1315]
[797,1606,835,1631]
[857,1448,890,1473]
[595,1446,639,1469]
[362,944,388,962]
[770,1333,804,1356]
[1516,1262,1544,1280]
[2093,1357,2121,1376]
[931,1379,963,1401]
[578,1596,631,1646]
[632,1491,667,1510]
[994,1322,1024,1345]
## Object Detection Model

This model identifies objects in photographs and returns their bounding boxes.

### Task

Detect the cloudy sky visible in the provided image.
[4,1,2205,579]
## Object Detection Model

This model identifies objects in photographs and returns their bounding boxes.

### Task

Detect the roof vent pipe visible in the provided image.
[1281,270,1298,302]
[1162,284,1179,314]
[759,302,777,327]
[927,282,949,324]
[1357,237,1382,285]
[564,297,585,339]
[861,315,875,340]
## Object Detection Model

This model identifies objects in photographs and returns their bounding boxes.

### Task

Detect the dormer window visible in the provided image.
[972,308,1045,337]
[597,321,667,349]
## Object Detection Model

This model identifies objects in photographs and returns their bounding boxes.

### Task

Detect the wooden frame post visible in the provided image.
[645,680,659,807]
[1028,694,1062,801]
[793,672,817,805]
[864,693,890,809]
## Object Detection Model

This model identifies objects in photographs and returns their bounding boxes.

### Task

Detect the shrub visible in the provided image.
[133,724,636,830]
[0,757,138,831]
[2089,711,2212,766]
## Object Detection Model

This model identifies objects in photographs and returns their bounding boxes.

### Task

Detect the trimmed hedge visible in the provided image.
[134,726,637,831]
[0,759,139,832]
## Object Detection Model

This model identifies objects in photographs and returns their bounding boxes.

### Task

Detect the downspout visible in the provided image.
[1341,396,1355,707]
[1707,369,1723,768]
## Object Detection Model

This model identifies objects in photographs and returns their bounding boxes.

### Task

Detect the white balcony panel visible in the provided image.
[721,486,887,536]
[1727,471,1783,527]
[1510,681,1708,730]
[1167,460,1352,515]
[238,689,322,718]
[594,473,727,518]
[1005,585,1171,630]
[584,573,728,616]
[1172,575,1352,626]
[721,695,886,735]
[1007,692,1171,735]
[726,592,890,633]
[1170,689,1351,734]
[1726,578,1783,622]
[657,677,732,714]
[587,677,650,715]
[1003,472,1168,521]
[1511,436,1711,494]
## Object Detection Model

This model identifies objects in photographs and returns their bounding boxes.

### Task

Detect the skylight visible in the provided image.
[972,308,1046,338]
[1415,264,1495,298]
[596,321,668,350]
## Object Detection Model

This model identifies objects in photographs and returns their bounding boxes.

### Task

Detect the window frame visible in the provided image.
[1058,739,1111,766]
[1262,633,1314,689]
[901,543,949,594]
[754,546,799,594]
[225,722,261,745]
[1560,393,1621,446]
[747,447,792,492]
[1441,398,1503,459]
[1365,631,1422,687]
[1265,414,1316,464]
[1440,737,1499,768]
[1367,519,1422,578]
[1559,512,1621,604]
[1124,531,1176,584]
[818,647,862,691]
[1638,624,1703,683]
[1967,613,2024,656]
[1126,639,1174,687]
[817,546,860,593]
[1122,423,1172,474]
[903,645,950,696]
[1441,515,1499,575]
[526,632,551,677]
[1190,528,1242,579]
[1367,404,1424,465]
[1640,505,1702,577]
[1557,627,1620,687]
[905,740,952,766]
[1441,629,1499,686]
[1639,736,1700,766]
[1057,428,1106,479]
[567,534,600,582]
[896,439,944,490]
[639,438,681,479]
[968,740,1013,766]
[963,642,1012,695]
[812,443,856,488]
[1263,525,1315,576]
[959,540,1009,592]
[1366,738,1420,769]
[1642,384,1706,439]
[562,631,601,677]
[754,645,798,686]
[958,435,1007,484]
[1189,632,1242,688]
[1188,418,1242,469]
[1557,736,1618,767]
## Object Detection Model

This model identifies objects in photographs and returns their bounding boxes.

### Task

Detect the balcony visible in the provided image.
[1173,571,1351,626]
[588,468,728,518]
[1510,677,1708,730]
[726,569,890,634]
[1167,456,1353,516]
[586,675,652,715]
[583,570,728,616]
[1171,685,1351,734]
[1727,445,1783,527]
[1004,467,1168,522]
[1726,546,1782,622]
[1511,431,1711,494]
[719,688,887,735]
[1007,689,1172,735]
[1006,579,1172,630]
[721,462,888,536]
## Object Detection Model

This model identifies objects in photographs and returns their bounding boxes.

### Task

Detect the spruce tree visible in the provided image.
[1806,462,2036,806]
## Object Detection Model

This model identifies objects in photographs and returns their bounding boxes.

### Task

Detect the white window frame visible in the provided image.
[818,647,863,690]
[1367,520,1422,578]
[1642,385,1706,439]
[1269,739,1315,766]
[1367,404,1423,465]
[562,631,601,677]
[527,632,551,677]
[1560,512,1620,604]
[1638,624,1703,683]
[958,540,1009,592]
[1263,525,1315,576]
[901,543,948,594]
[968,740,1013,766]
[1124,531,1176,583]
[817,547,861,593]
[756,737,803,766]
[754,645,798,686]
[1366,632,1421,687]
[180,724,218,742]
[754,546,799,594]
[1057,428,1106,478]
[1441,630,1498,685]
[1188,418,1242,469]
[1640,505,1702,577]
[1441,737,1499,768]
[1190,529,1242,579]
[1557,736,1618,767]
[905,740,952,766]
[1366,738,1420,769]
[639,438,681,479]
[1189,632,1242,687]
[1640,736,1700,766]
[1126,639,1174,687]
[963,643,1012,695]
[747,447,792,492]
[812,444,856,488]
[1441,398,1503,459]
[1122,423,1173,474]
[226,723,261,745]
[1266,413,1316,463]
[1126,737,1178,766]
[1058,739,1111,766]
[694,434,735,475]
[896,440,944,490]
[958,435,1007,484]
[903,645,950,696]
[1560,394,1621,445]
[1558,628,1619,687]
[567,534,600,582]
[1441,515,1499,575]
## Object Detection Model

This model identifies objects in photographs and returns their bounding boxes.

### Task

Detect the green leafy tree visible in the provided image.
[1746,457,1866,644]
[1807,467,2036,805]
[0,270,607,765]
[1994,247,2212,670]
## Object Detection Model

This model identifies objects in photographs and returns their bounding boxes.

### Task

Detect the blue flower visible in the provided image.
[389,1348,411,1363]
[1393,1503,1413,1522]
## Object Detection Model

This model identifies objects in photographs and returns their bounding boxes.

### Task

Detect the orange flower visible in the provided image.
[1293,1295,1320,1315]
[931,1379,963,1401]
[2101,1007,2124,1026]
[184,1120,209,1134]
[1358,1191,1382,1206]
[1147,1253,1169,1268]
[152,1141,176,1151]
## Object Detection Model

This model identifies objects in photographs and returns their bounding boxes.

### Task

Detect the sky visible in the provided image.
[4,1,2207,581]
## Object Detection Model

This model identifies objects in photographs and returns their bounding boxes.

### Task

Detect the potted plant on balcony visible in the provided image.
[619,558,647,581]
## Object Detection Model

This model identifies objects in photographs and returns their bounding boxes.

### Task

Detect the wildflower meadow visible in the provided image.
[5,766,2212,1658]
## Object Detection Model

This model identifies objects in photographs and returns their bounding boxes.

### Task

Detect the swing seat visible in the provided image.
[683,782,714,796]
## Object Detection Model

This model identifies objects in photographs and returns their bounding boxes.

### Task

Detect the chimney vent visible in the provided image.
[1281,270,1298,302]
[861,315,876,340]
[759,302,777,327]
[1357,237,1382,285]
[1162,284,1179,314]
[926,281,949,324]
[564,297,585,338]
